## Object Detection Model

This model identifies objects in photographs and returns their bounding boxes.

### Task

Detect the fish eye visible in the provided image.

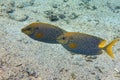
[27,27,31,30]
[35,27,39,30]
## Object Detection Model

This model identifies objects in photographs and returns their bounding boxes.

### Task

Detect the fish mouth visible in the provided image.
[21,28,32,35]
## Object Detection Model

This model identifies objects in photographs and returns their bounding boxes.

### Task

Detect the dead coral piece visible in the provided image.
[8,11,28,22]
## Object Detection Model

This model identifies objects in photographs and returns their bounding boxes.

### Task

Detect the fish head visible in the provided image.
[21,26,34,36]
[21,22,47,40]
[57,33,69,44]
[21,22,41,36]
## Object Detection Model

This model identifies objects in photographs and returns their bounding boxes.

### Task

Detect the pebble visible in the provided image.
[44,10,59,21]
[82,0,91,4]
[63,0,69,2]
[69,13,79,19]
[52,4,58,8]
[6,7,14,13]
[48,15,59,21]
[44,10,53,15]
[59,14,66,19]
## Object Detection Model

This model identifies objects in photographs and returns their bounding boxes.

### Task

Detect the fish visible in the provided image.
[21,22,67,43]
[57,32,119,58]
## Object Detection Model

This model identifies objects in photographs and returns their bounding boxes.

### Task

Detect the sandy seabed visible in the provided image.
[0,0,120,80]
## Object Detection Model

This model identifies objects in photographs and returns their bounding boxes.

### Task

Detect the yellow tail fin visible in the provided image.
[104,38,120,58]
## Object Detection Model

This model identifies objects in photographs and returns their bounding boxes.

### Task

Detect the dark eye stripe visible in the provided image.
[27,28,31,30]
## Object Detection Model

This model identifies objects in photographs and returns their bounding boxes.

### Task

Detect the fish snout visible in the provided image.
[21,28,26,32]
[21,28,33,35]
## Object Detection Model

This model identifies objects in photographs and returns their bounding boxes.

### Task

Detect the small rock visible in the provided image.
[82,0,91,4]
[115,6,120,9]
[59,14,66,19]
[63,0,69,2]
[52,4,58,8]
[48,15,59,21]
[44,10,53,15]
[6,7,14,13]
[69,13,79,19]
[92,6,97,10]
[95,75,101,80]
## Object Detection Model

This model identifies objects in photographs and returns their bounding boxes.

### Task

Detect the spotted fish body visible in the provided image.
[21,22,67,43]
[57,32,119,58]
